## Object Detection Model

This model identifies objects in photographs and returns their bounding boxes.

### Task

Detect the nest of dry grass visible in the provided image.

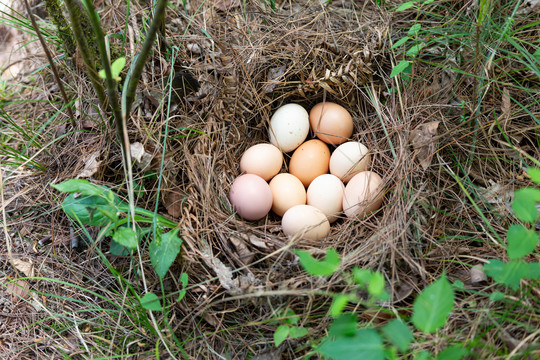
[2,0,539,358]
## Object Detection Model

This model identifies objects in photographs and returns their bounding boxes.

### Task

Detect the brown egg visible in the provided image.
[269,173,306,216]
[289,139,331,187]
[309,102,354,145]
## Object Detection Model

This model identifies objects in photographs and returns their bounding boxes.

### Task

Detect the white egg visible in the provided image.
[307,174,344,223]
[343,171,384,219]
[268,104,310,153]
[330,141,370,183]
[282,205,330,241]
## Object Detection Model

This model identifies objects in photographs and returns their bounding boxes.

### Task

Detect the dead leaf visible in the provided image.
[470,264,488,283]
[214,0,240,11]
[229,236,255,264]
[76,151,101,178]
[12,259,34,277]
[251,347,283,360]
[203,250,256,295]
[6,280,31,303]
[264,65,287,93]
[410,121,440,170]
[164,190,184,218]
[130,142,153,171]
[247,234,270,249]
[518,0,540,14]
[501,87,511,116]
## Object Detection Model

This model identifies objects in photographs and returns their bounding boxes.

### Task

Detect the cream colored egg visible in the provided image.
[343,171,384,219]
[268,104,310,153]
[330,141,370,183]
[240,143,283,181]
[307,174,344,223]
[269,173,306,217]
[282,205,330,241]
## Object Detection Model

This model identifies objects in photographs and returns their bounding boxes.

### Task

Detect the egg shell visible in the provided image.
[343,171,384,219]
[268,104,310,153]
[229,174,273,221]
[309,102,354,145]
[240,143,283,181]
[281,205,330,241]
[289,139,331,187]
[307,174,344,223]
[269,173,306,216]
[330,141,371,183]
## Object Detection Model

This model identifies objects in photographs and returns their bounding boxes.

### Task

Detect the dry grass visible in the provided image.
[1,0,539,359]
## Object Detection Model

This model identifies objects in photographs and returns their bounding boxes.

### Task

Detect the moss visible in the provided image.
[44,0,76,56]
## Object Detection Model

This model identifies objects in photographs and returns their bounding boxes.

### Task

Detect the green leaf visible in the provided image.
[527,167,540,184]
[112,226,138,250]
[52,179,111,198]
[396,2,415,11]
[140,292,162,311]
[329,295,350,317]
[295,249,340,276]
[368,271,385,298]
[318,328,384,360]
[391,36,410,49]
[414,351,431,360]
[177,272,188,302]
[110,57,126,79]
[149,228,182,280]
[381,319,413,352]
[274,325,289,346]
[408,24,421,36]
[284,308,300,325]
[436,345,468,360]
[109,239,130,256]
[406,43,426,57]
[453,280,465,289]
[329,314,357,338]
[352,267,372,285]
[61,194,115,227]
[489,291,505,301]
[98,69,106,79]
[507,224,539,259]
[512,188,540,224]
[411,274,454,333]
[288,326,308,339]
[390,60,411,78]
[484,259,529,290]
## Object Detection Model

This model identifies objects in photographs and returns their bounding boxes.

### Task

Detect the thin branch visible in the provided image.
[23,0,75,127]
[64,0,107,111]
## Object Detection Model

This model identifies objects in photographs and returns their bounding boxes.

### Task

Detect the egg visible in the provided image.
[289,139,331,187]
[229,174,273,221]
[269,173,306,216]
[240,143,283,181]
[330,141,370,183]
[309,102,354,145]
[268,103,310,153]
[282,205,330,241]
[307,174,344,223]
[342,171,384,219]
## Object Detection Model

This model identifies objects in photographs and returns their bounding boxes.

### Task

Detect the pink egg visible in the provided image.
[342,171,384,219]
[229,174,273,221]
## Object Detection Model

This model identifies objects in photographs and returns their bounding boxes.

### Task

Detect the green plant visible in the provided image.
[51,179,181,278]
[280,249,460,359]
[483,167,540,289]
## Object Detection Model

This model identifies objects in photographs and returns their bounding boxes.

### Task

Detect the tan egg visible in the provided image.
[281,205,330,241]
[307,174,344,223]
[229,174,273,221]
[240,143,283,181]
[309,102,354,145]
[289,139,331,187]
[269,173,307,216]
[343,171,384,219]
[330,141,370,183]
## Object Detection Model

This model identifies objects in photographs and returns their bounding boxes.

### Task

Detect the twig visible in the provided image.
[23,0,75,127]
